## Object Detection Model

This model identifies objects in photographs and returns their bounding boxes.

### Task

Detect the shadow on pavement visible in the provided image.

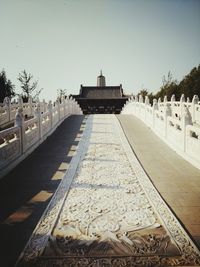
[0,115,85,267]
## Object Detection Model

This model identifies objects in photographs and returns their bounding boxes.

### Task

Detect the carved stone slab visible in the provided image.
[16,115,200,266]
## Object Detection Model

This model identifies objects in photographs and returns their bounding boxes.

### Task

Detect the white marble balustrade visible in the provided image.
[0,97,82,178]
[0,96,49,127]
[23,117,40,153]
[121,94,200,169]
[186,125,200,164]
[0,126,21,170]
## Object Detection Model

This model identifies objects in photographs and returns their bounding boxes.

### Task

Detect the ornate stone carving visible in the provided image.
[16,115,200,267]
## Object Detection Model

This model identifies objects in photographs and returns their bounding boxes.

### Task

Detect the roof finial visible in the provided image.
[97,70,106,86]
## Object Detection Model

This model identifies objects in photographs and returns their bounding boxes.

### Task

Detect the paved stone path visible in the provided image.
[1,114,200,267]
[17,115,200,267]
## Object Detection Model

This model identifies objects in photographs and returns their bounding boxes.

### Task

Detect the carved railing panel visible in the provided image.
[0,126,21,169]
[121,95,200,169]
[41,112,51,137]
[194,104,200,125]
[23,117,40,152]
[166,117,183,151]
[0,97,82,178]
[186,125,200,164]
[0,107,9,125]
[10,104,19,121]
[52,108,59,127]
[154,110,165,137]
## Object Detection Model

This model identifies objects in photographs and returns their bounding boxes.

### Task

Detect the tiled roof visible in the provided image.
[80,86,122,99]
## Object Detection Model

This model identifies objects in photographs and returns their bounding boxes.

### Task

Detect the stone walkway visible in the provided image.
[16,115,200,267]
[118,114,200,249]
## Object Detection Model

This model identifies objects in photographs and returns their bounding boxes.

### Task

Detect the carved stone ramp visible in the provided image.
[16,115,200,267]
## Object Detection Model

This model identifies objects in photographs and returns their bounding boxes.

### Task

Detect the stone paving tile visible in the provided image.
[179,215,200,225]
[188,224,200,235]
[173,206,200,215]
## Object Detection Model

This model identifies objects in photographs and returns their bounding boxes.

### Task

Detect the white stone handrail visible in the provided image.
[0,126,22,171]
[186,125,200,163]
[121,94,200,169]
[0,96,48,127]
[0,97,82,178]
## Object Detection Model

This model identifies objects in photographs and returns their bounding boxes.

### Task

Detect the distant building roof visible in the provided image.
[78,85,123,99]
[71,72,129,114]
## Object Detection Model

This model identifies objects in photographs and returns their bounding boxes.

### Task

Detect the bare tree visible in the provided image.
[57,88,67,102]
[18,70,43,102]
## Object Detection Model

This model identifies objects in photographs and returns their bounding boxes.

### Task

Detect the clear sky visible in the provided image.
[0,0,200,101]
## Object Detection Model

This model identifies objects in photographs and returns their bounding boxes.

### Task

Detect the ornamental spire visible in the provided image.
[97,70,106,86]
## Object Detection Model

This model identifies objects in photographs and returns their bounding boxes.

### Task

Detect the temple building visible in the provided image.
[72,72,129,114]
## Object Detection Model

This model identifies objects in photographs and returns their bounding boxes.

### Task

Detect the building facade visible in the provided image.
[72,72,129,114]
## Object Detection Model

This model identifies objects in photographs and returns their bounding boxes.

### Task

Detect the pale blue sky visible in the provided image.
[0,0,200,101]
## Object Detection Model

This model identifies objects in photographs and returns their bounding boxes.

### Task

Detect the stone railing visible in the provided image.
[0,96,48,127]
[121,94,200,169]
[0,97,82,178]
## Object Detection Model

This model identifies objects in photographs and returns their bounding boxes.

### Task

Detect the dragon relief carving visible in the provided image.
[16,115,200,267]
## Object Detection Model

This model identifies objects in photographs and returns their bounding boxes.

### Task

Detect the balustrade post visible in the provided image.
[76,101,79,114]
[61,96,66,117]
[47,101,53,129]
[65,97,69,115]
[72,99,76,114]
[180,94,185,119]
[28,96,33,116]
[34,102,42,139]
[171,94,175,102]
[163,95,167,103]
[139,95,143,119]
[129,96,134,114]
[182,106,192,152]
[42,99,46,113]
[71,98,73,114]
[164,103,172,138]
[18,95,23,109]
[71,97,73,114]
[170,94,175,118]
[145,96,149,123]
[191,95,199,124]
[145,95,149,105]
[3,97,11,122]
[14,107,24,154]
[158,97,161,110]
[152,99,158,129]
[56,99,61,122]
[72,99,75,114]
[134,95,138,117]
[68,97,71,115]
[69,97,72,114]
